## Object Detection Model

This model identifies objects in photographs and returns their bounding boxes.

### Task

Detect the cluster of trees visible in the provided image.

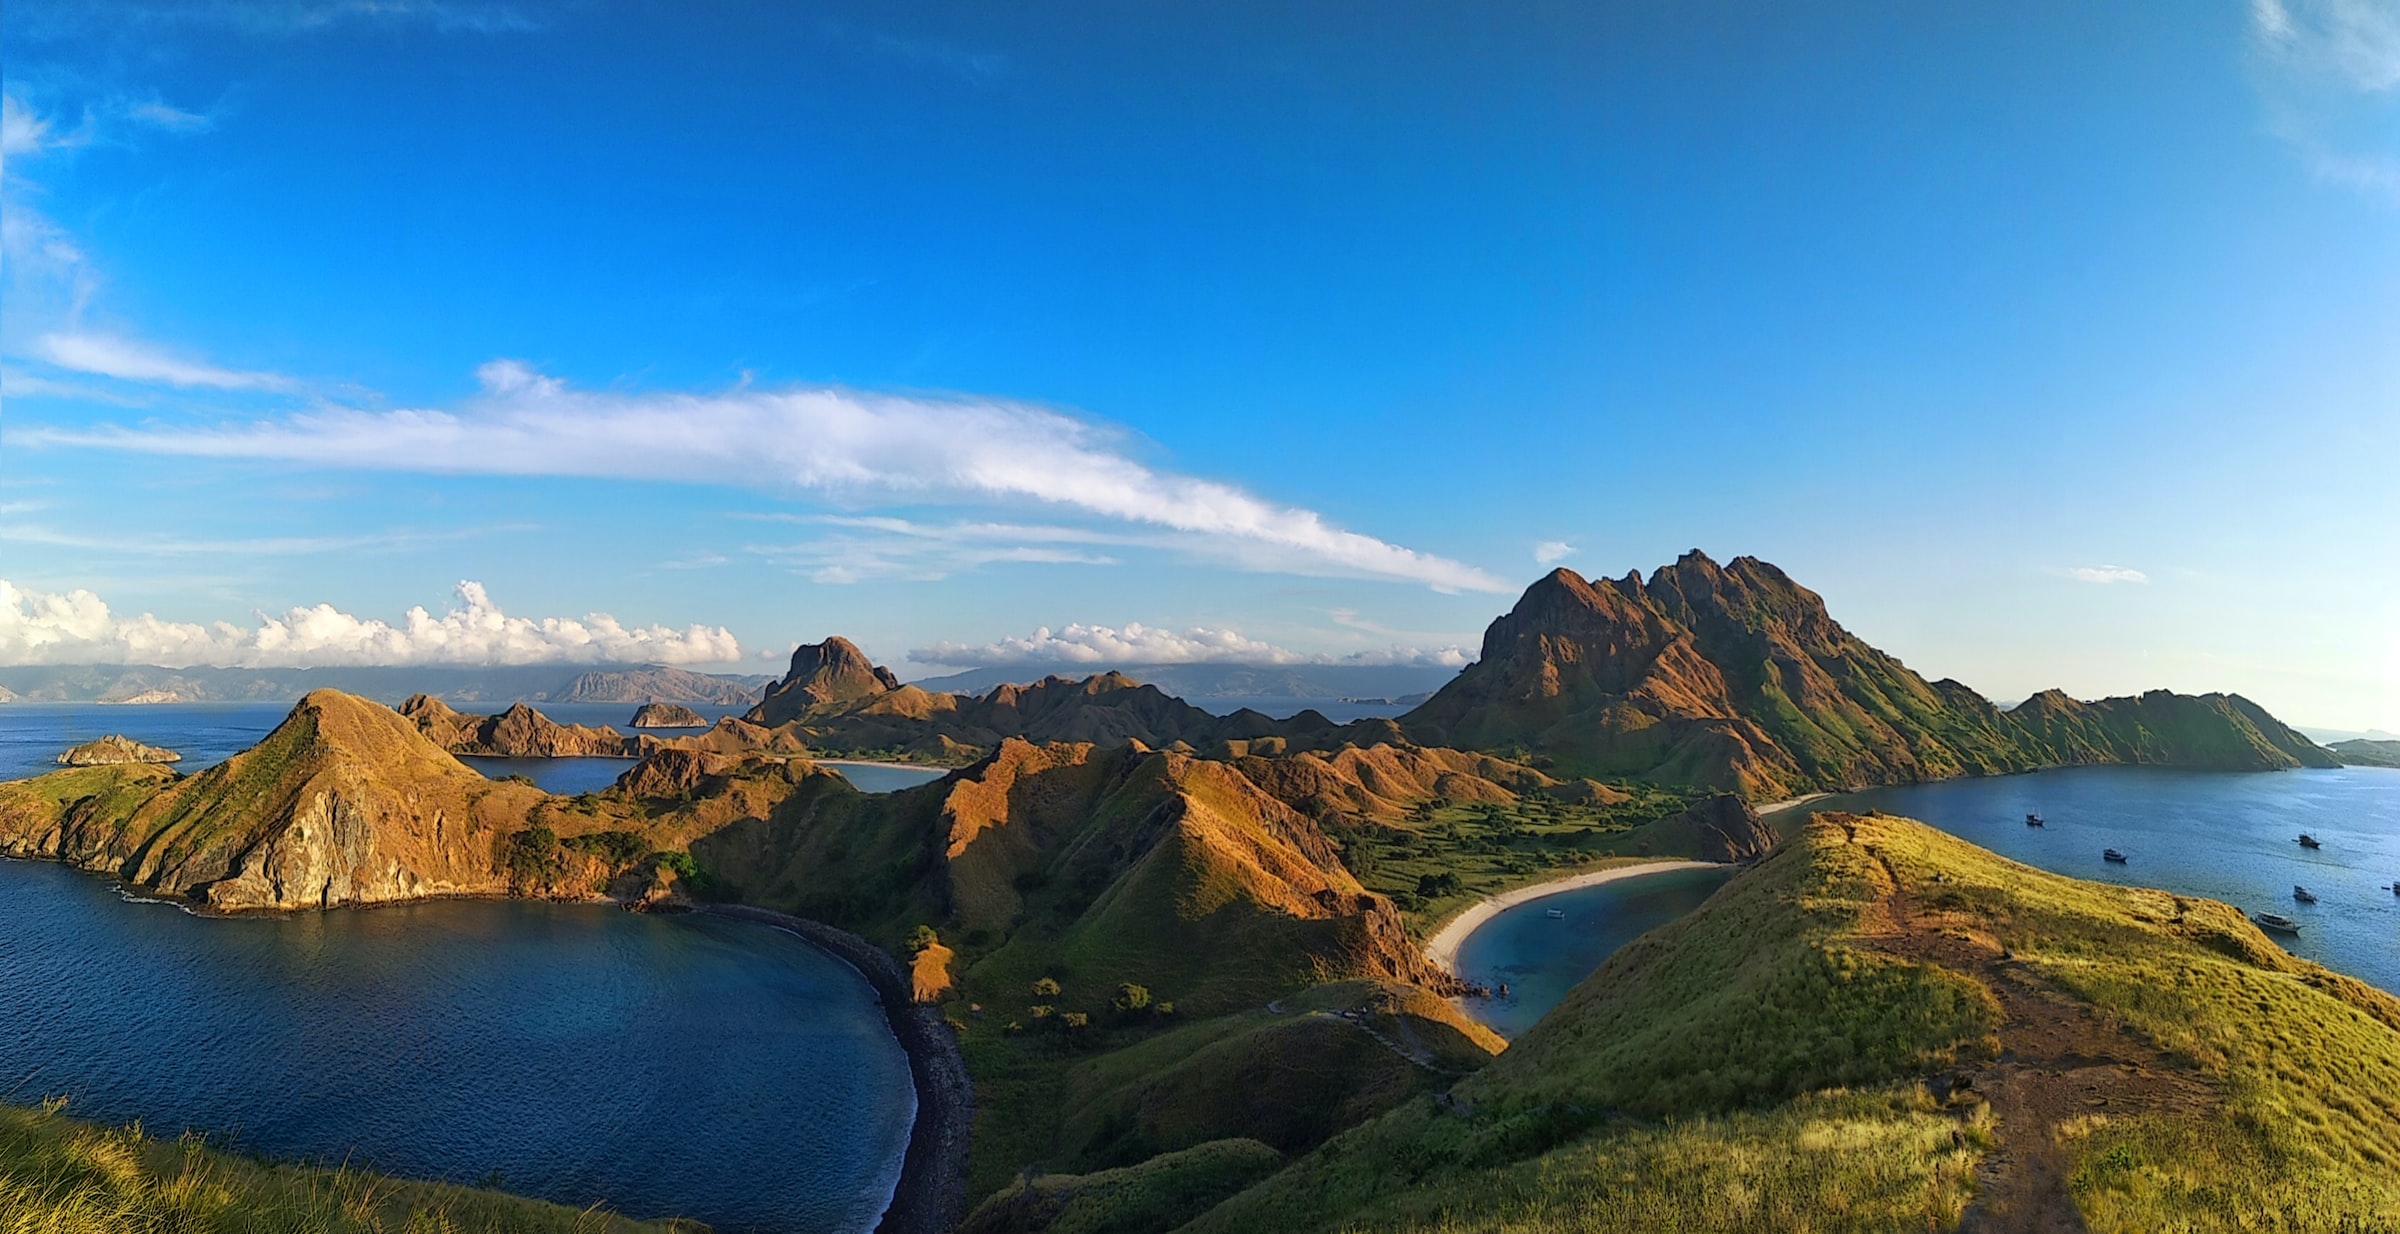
[1005,977,1175,1037]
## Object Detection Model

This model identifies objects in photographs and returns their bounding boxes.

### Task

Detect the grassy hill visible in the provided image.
[0,1100,696,1234]
[1174,812,2400,1232]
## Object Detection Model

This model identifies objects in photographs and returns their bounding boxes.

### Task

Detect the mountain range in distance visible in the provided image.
[913,662,1455,705]
[0,663,777,707]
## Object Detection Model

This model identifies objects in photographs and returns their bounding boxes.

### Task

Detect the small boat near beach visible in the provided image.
[2024,812,2044,827]
[2103,849,2127,863]
[2253,912,2302,934]
[2293,885,2318,904]
[2299,833,2321,849]
[1545,908,1566,920]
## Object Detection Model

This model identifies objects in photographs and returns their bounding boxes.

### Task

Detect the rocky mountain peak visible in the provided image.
[748,636,903,724]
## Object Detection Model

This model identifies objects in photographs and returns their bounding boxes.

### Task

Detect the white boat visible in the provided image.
[1545,908,1566,920]
[2252,912,2302,934]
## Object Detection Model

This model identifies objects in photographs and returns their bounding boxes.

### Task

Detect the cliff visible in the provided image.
[628,702,708,728]
[56,734,183,766]
[1401,552,2336,796]
[0,691,555,910]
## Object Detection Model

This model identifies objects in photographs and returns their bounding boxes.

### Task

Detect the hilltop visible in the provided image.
[1175,811,2400,1232]
[2331,738,2400,768]
[1402,552,2336,796]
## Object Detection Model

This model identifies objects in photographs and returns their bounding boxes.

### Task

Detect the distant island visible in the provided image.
[55,734,182,766]
[628,702,708,728]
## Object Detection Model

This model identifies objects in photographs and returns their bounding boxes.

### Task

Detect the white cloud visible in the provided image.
[33,363,1509,592]
[126,100,213,132]
[1533,539,1575,566]
[2254,0,2400,91]
[0,579,740,668]
[2250,0,2400,202]
[34,332,295,391]
[2062,565,2149,585]
[913,621,1471,670]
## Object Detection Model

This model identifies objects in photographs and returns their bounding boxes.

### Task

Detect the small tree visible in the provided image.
[1031,976,1062,998]
[907,924,939,954]
[1111,983,1152,1015]
[1061,1012,1089,1031]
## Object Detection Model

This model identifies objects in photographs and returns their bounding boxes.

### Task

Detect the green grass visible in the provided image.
[1171,813,2400,1233]
[1330,790,1693,936]
[961,1138,1284,1234]
[0,1100,698,1233]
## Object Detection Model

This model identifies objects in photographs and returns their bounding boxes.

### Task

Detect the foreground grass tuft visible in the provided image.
[0,1100,700,1234]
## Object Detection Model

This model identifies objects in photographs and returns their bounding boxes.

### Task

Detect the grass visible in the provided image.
[0,1099,698,1234]
[960,1138,1285,1234]
[1171,812,2400,1232]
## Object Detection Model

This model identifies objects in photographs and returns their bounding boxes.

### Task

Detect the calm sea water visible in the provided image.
[1451,865,1736,1038]
[0,858,913,1233]
[1810,766,2400,995]
[0,703,947,796]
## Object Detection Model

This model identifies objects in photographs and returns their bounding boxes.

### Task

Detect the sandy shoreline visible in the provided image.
[1420,791,1835,977]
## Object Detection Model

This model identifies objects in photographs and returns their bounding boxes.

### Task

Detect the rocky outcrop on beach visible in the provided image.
[628,702,707,728]
[56,734,183,766]
[398,695,634,757]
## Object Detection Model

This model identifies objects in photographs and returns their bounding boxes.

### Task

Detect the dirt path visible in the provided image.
[1830,819,2213,1233]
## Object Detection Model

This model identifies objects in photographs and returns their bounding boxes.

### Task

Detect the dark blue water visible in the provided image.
[0,858,913,1232]
[1810,766,2400,995]
[1452,865,1736,1038]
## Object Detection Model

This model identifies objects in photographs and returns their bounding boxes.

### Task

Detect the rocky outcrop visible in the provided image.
[613,747,746,798]
[628,702,707,728]
[398,695,634,757]
[1642,793,1778,862]
[56,735,183,766]
[748,637,905,725]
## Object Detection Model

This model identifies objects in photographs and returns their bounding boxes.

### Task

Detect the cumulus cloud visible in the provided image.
[2062,565,2149,585]
[912,621,1471,670]
[1533,540,1575,566]
[33,363,1508,592]
[0,579,740,668]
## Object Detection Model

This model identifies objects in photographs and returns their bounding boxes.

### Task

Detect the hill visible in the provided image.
[1401,552,2336,796]
[2331,738,2400,768]
[0,663,770,706]
[915,662,1462,705]
[1179,811,2400,1232]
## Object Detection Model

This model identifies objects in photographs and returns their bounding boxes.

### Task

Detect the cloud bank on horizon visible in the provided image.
[0,579,740,668]
[911,621,1471,670]
[27,360,1508,594]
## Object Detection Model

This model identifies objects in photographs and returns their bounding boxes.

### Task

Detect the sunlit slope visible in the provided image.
[1182,813,2400,1233]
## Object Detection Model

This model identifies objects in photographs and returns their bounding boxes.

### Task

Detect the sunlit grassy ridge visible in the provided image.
[1175,813,2400,1233]
[0,1101,697,1234]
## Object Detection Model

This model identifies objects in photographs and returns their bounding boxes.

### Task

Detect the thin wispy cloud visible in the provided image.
[34,332,296,391]
[912,621,1471,670]
[32,363,1509,592]
[2061,565,2149,585]
[1533,539,1575,566]
[0,520,523,558]
[2250,0,2400,202]
[0,578,738,668]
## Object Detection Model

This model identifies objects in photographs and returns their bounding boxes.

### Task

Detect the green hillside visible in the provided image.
[1179,812,2400,1233]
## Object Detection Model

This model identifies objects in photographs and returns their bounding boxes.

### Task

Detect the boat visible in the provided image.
[1545,908,1566,920]
[2024,812,2044,827]
[2252,912,2302,934]
[2298,833,2321,849]
[2293,885,2318,904]
[2103,849,2127,863]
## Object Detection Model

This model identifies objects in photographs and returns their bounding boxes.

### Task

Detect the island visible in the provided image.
[55,734,183,766]
[628,702,708,728]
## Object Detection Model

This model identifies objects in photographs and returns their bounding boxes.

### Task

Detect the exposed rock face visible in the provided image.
[0,691,553,910]
[1402,551,2337,797]
[398,695,633,757]
[628,702,707,728]
[1645,793,1778,863]
[613,746,745,798]
[748,637,904,725]
[56,735,183,766]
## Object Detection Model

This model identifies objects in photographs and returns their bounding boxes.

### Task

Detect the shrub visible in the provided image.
[1032,976,1063,998]
[907,924,940,954]
[1112,983,1153,1014]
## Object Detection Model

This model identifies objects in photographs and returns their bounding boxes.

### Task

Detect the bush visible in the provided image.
[1032,976,1063,998]
[1112,983,1153,1015]
[908,924,940,954]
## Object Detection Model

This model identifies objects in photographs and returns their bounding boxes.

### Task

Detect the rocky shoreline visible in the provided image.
[700,904,971,1234]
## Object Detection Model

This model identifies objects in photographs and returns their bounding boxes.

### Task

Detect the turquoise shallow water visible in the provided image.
[0,859,914,1233]
[1451,864,1736,1038]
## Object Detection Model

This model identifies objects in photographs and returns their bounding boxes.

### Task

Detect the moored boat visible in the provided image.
[2252,912,2302,934]
[1545,908,1566,920]
[2103,849,2127,863]
[2298,833,2321,849]
[2293,885,2318,904]
[2025,812,2044,827]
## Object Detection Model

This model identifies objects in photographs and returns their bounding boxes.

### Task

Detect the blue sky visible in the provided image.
[1,1,2394,730]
